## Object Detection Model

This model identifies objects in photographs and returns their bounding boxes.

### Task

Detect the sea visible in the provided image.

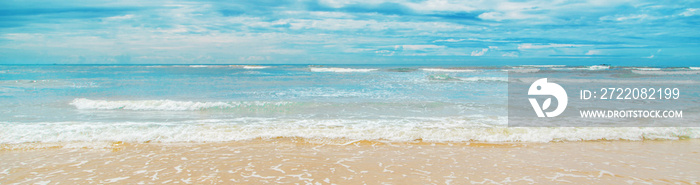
[1,64,699,146]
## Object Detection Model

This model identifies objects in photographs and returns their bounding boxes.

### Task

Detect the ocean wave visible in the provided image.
[428,75,506,82]
[586,65,610,70]
[144,65,226,68]
[503,68,540,73]
[633,67,661,71]
[456,77,508,82]
[309,67,378,72]
[428,74,461,81]
[230,65,271,69]
[690,67,700,70]
[422,68,476,72]
[70,98,296,111]
[0,80,75,89]
[631,70,700,75]
[386,68,418,72]
[513,78,698,84]
[1,118,698,144]
[147,65,233,68]
[520,65,566,68]
[189,65,213,68]
[550,65,610,70]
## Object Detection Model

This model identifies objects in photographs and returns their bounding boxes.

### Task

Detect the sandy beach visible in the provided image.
[2,139,699,184]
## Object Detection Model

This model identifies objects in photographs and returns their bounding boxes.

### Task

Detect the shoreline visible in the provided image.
[2,136,697,151]
[1,139,698,184]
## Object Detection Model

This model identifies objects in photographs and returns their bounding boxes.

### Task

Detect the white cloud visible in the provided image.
[502,52,519,57]
[600,14,649,21]
[467,38,519,43]
[104,14,134,21]
[478,12,505,21]
[239,56,269,61]
[2,0,695,64]
[375,50,395,56]
[281,11,355,19]
[281,18,469,32]
[404,0,477,13]
[477,11,548,21]
[518,43,590,49]
[433,38,465,42]
[398,45,445,50]
[470,48,488,56]
[475,1,553,22]
[585,50,601,55]
[680,8,698,17]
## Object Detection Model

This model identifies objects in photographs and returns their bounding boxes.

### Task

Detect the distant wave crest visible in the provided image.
[230,65,271,69]
[422,68,476,72]
[309,67,378,72]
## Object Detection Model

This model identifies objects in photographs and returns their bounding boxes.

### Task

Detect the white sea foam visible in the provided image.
[503,68,540,73]
[189,65,211,68]
[456,77,508,82]
[634,67,661,71]
[428,74,507,82]
[187,65,228,68]
[548,65,610,70]
[421,68,476,72]
[514,78,698,84]
[587,65,610,70]
[309,67,378,72]
[1,118,698,144]
[70,98,293,111]
[520,65,566,68]
[230,65,271,69]
[631,70,700,75]
[243,66,270,69]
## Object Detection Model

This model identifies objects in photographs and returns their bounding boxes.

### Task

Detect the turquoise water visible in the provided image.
[1,65,698,143]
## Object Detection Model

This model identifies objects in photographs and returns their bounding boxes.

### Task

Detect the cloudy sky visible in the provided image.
[1,0,698,65]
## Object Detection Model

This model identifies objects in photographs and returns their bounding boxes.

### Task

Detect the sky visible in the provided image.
[1,0,699,66]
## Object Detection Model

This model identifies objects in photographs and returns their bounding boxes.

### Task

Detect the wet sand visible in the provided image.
[1,139,699,184]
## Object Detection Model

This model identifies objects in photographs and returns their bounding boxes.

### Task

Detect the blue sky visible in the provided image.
[1,0,698,65]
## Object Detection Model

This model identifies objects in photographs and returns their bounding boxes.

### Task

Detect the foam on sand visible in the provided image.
[309,67,378,72]
[70,98,294,111]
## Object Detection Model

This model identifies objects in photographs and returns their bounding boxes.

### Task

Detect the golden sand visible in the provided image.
[1,139,699,184]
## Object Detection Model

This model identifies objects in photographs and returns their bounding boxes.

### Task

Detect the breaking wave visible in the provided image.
[1,118,698,144]
[309,67,378,72]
